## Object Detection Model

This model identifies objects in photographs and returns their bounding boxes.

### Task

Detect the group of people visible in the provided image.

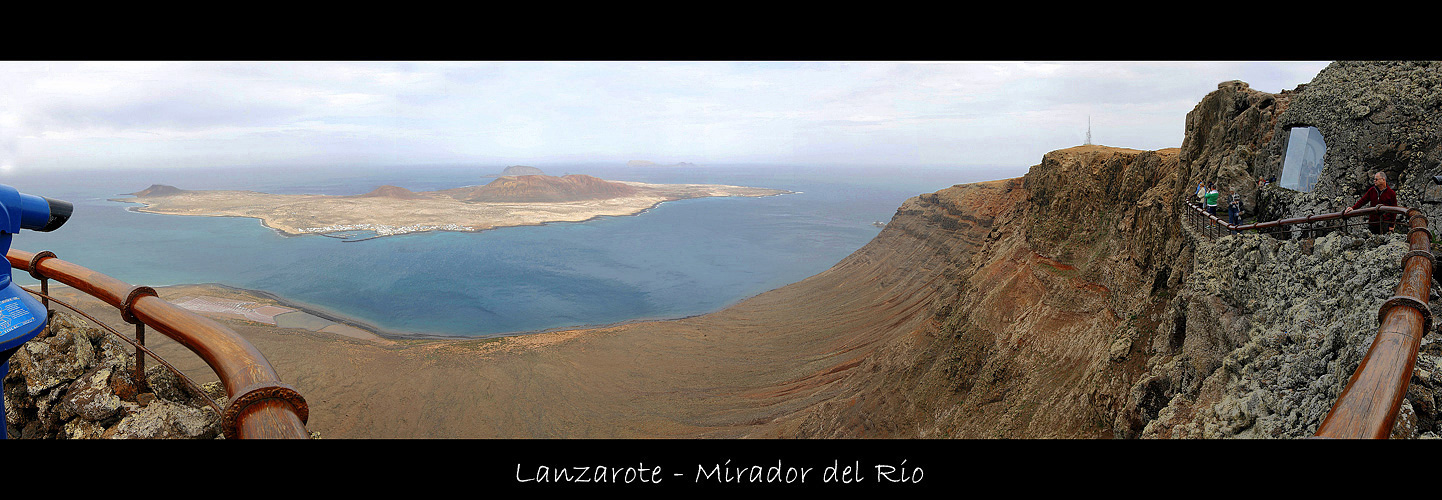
[1195,171,1398,235]
[1195,181,1246,229]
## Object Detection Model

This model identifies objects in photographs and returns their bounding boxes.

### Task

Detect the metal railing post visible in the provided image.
[134,322,145,385]
[39,277,49,334]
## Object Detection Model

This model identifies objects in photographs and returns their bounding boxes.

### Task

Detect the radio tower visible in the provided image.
[1085,116,1093,145]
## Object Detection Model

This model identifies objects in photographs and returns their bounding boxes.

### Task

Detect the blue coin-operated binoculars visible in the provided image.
[0,184,72,438]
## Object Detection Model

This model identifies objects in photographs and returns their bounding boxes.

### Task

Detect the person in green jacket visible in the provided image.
[1205,184,1220,215]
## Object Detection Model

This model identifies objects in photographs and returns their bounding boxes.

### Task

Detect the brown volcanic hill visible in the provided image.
[354,185,428,200]
[441,174,641,203]
[131,184,186,197]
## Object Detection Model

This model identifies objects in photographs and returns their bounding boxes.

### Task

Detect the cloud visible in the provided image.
[0,61,1334,170]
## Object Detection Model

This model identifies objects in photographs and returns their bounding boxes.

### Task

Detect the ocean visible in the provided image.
[1,163,1024,337]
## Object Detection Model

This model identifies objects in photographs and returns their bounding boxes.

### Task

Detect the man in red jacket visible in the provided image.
[1343,171,1398,234]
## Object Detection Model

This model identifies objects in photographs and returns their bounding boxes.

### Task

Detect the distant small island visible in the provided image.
[627,160,701,167]
[482,165,546,177]
[114,174,791,240]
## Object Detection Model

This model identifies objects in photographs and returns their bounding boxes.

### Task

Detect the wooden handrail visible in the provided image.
[6,248,309,439]
[1185,201,1433,438]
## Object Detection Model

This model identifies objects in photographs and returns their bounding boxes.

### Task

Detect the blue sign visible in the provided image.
[0,296,36,339]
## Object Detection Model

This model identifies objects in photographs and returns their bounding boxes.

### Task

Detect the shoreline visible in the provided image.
[41,277,769,344]
[32,277,741,343]
[224,281,743,342]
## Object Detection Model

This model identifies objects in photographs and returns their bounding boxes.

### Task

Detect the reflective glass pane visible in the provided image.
[1280,126,1325,192]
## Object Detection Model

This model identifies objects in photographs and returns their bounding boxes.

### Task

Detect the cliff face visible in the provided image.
[757,146,1187,438]
[757,61,1442,438]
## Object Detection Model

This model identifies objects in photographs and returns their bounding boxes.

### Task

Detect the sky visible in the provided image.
[0,61,1334,173]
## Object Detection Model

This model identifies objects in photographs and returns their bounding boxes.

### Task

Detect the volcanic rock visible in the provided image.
[3,312,220,439]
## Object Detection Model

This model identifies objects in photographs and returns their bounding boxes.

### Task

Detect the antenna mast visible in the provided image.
[1086,116,1092,145]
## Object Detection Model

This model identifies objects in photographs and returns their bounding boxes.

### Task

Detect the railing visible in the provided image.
[1184,201,1433,438]
[6,249,309,439]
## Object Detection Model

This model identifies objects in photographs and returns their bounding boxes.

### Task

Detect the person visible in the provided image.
[1205,184,1220,215]
[1196,181,1206,206]
[1343,171,1398,234]
[1227,191,1243,232]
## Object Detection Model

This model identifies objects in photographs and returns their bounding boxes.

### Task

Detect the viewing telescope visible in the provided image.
[0,183,72,439]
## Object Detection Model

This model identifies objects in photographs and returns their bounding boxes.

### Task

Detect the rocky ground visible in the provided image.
[1137,221,1441,438]
[3,312,227,439]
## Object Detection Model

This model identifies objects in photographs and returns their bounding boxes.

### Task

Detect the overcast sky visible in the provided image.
[0,61,1333,173]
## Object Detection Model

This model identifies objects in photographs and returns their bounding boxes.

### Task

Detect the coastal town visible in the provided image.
[297,223,477,240]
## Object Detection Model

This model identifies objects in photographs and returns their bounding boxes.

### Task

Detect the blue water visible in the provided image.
[1,163,1023,337]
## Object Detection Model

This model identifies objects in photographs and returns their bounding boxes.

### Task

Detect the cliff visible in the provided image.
[739,146,1188,438]
[753,61,1442,438]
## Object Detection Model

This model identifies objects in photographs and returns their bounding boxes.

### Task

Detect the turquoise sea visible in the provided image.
[2,163,1024,337]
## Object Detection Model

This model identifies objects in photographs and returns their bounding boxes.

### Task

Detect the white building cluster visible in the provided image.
[297,223,474,237]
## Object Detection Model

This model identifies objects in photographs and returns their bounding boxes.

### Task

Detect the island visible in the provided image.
[113,174,792,241]
[482,165,546,177]
[626,160,701,167]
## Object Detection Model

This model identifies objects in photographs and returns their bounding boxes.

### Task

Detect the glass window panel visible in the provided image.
[1280,126,1325,192]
